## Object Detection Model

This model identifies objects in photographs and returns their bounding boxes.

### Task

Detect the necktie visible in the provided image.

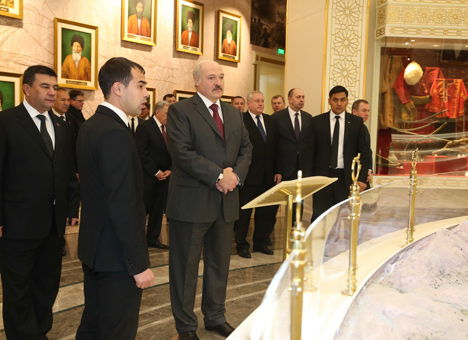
[294,112,300,141]
[256,116,267,142]
[209,104,224,139]
[330,116,340,169]
[161,125,166,143]
[131,117,135,135]
[36,115,53,157]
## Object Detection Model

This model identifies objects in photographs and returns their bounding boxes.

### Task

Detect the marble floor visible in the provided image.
[0,206,297,340]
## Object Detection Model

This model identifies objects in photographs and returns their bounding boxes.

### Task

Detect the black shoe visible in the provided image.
[237,248,251,259]
[148,239,169,249]
[206,322,235,337]
[178,330,199,340]
[253,244,274,255]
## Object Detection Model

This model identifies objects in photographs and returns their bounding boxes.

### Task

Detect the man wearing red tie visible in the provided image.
[166,60,252,340]
[135,100,171,249]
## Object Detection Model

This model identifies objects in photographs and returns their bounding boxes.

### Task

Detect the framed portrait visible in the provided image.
[176,0,203,55]
[121,0,157,46]
[0,0,22,19]
[174,89,195,101]
[217,10,241,63]
[0,71,23,111]
[54,18,98,90]
[147,87,156,114]
[221,95,235,104]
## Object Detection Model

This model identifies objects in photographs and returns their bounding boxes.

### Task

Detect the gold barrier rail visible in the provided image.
[342,154,362,296]
[406,149,419,245]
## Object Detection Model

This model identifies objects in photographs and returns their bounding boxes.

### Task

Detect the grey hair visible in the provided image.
[192,60,221,84]
[247,91,264,102]
[154,100,169,113]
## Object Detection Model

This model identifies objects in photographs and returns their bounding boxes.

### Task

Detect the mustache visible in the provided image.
[213,85,223,91]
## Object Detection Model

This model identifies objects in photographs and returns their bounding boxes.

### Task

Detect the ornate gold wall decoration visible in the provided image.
[376,0,468,38]
[323,0,369,111]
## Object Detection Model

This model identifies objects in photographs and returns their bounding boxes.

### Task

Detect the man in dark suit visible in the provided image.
[352,99,373,189]
[272,88,313,180]
[128,112,144,136]
[0,65,79,340]
[166,60,252,340]
[75,57,154,340]
[67,89,86,124]
[310,86,369,222]
[273,88,313,221]
[50,87,81,173]
[135,100,171,250]
[234,91,281,258]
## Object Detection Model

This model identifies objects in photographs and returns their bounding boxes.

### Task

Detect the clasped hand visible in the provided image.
[215,167,238,194]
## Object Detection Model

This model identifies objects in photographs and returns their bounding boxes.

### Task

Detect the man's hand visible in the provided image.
[274,174,282,184]
[216,167,238,194]
[156,170,170,180]
[67,218,79,226]
[133,268,154,289]
[357,181,366,192]
[367,170,372,184]
[0,226,3,238]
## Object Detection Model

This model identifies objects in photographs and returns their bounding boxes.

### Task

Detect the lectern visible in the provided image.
[242,174,336,260]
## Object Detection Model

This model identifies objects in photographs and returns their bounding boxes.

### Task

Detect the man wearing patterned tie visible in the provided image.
[135,100,171,250]
[310,86,369,222]
[0,65,79,340]
[166,60,252,340]
[234,91,282,259]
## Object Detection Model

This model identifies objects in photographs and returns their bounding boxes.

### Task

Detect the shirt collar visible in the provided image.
[197,92,221,110]
[153,115,163,128]
[248,110,262,121]
[330,110,345,120]
[24,99,49,121]
[288,106,300,116]
[101,101,130,127]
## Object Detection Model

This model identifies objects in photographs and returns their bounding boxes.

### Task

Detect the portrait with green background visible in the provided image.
[127,0,153,25]
[181,5,199,34]
[222,17,238,43]
[0,81,16,111]
[61,28,92,64]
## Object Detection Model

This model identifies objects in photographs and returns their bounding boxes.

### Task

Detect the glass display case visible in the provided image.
[376,37,468,176]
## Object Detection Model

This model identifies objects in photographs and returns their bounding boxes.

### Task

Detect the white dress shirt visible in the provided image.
[288,106,301,130]
[100,101,130,127]
[24,99,55,148]
[197,92,224,122]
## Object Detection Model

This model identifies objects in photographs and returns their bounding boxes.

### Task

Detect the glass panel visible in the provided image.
[376,37,468,176]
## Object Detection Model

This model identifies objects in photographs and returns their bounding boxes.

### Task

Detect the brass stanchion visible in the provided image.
[406,149,419,245]
[342,154,362,296]
[289,171,307,340]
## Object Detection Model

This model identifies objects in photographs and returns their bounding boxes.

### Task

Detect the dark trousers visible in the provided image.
[0,228,63,340]
[144,181,168,242]
[76,264,143,340]
[234,183,278,250]
[311,169,348,222]
[169,216,234,334]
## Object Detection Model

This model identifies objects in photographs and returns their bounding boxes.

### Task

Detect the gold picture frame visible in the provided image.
[0,0,22,19]
[54,18,99,90]
[121,0,157,46]
[174,89,196,101]
[176,0,204,56]
[0,71,23,111]
[217,10,241,63]
[147,87,156,114]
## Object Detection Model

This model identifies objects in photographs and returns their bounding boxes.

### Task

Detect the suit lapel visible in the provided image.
[192,94,224,140]
[323,112,332,146]
[244,113,263,144]
[283,109,296,140]
[149,117,166,145]
[97,105,131,133]
[344,112,351,144]
[49,112,65,159]
[16,104,53,159]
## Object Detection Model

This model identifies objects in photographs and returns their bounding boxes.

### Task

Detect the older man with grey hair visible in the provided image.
[135,100,171,249]
[166,60,252,340]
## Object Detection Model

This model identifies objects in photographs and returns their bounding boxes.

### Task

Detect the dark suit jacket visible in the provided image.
[166,93,252,224]
[134,117,172,186]
[67,105,85,124]
[76,105,149,275]
[272,107,313,180]
[49,110,81,172]
[311,111,370,188]
[363,124,373,170]
[0,103,79,239]
[243,112,280,186]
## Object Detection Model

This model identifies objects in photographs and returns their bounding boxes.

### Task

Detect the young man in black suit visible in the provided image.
[166,60,252,340]
[310,86,369,222]
[0,65,79,340]
[75,57,154,340]
[234,91,282,258]
[135,100,171,249]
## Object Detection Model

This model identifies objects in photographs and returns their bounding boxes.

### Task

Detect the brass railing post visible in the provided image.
[342,154,362,296]
[406,149,419,245]
[289,170,306,340]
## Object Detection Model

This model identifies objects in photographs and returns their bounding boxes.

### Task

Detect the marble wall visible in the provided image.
[0,0,276,118]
